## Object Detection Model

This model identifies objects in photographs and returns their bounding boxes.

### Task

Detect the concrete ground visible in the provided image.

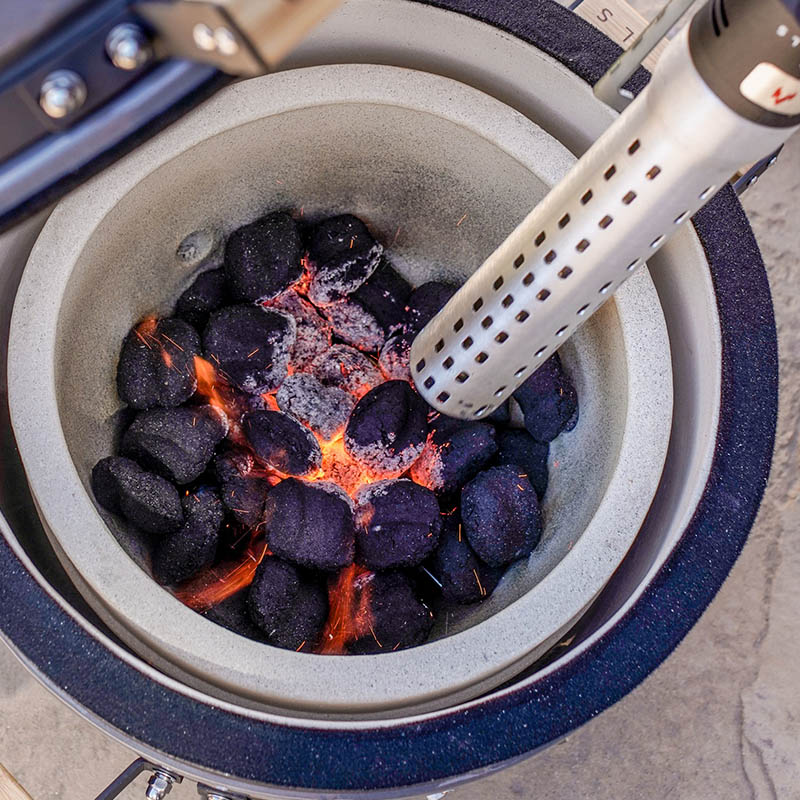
[1,15,799,800]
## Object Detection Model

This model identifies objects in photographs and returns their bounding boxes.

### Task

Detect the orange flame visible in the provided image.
[318,565,375,654]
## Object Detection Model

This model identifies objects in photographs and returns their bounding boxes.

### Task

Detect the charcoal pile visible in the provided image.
[92,209,579,655]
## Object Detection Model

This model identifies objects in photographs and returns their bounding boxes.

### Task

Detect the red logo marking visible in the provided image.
[772,87,798,105]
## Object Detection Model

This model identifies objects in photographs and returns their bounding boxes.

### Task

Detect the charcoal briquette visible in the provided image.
[378,332,412,381]
[354,479,441,569]
[321,297,386,353]
[203,304,296,394]
[248,555,329,650]
[496,428,549,500]
[215,449,270,528]
[224,211,303,303]
[117,317,201,410]
[311,344,382,399]
[349,258,412,334]
[461,465,542,567]
[243,410,322,476]
[175,267,227,331]
[276,374,355,441]
[268,290,331,370]
[91,456,183,535]
[404,281,458,333]
[512,353,578,442]
[264,478,355,571]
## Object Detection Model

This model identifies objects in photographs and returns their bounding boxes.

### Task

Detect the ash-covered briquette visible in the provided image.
[311,344,382,399]
[461,465,542,567]
[348,258,412,334]
[305,214,384,305]
[378,331,412,381]
[202,304,296,394]
[247,555,329,651]
[344,380,428,476]
[275,374,355,441]
[267,290,332,371]
[321,296,386,353]
[404,281,458,333]
[263,479,355,572]
[512,353,578,443]
[348,571,434,654]
[215,449,270,528]
[354,479,441,569]
[243,410,322,477]
[91,456,183,535]
[411,421,497,494]
[153,486,224,585]
[224,211,303,303]
[117,317,201,410]
[121,405,227,485]
[426,513,503,604]
[175,267,227,331]
[496,428,549,500]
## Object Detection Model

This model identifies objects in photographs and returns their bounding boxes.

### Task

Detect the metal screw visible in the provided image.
[39,70,87,119]
[106,24,152,70]
[145,770,177,800]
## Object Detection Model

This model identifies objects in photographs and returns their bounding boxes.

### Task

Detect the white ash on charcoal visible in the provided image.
[92,456,183,535]
[263,478,355,572]
[321,296,386,353]
[348,258,412,335]
[117,317,201,410]
[354,479,441,569]
[247,556,329,651]
[202,304,296,394]
[347,571,434,654]
[153,486,224,585]
[214,448,271,529]
[495,428,549,500]
[224,211,304,303]
[267,290,332,371]
[461,465,542,567]
[310,344,382,400]
[305,214,384,304]
[275,374,355,441]
[242,409,322,477]
[378,331,413,382]
[344,380,428,476]
[175,267,228,331]
[121,405,227,485]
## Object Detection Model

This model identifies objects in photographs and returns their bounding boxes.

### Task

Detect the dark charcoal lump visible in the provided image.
[378,331,412,381]
[248,556,329,650]
[276,374,355,441]
[264,479,355,571]
[215,449,270,528]
[426,514,503,604]
[243,410,322,477]
[121,405,227,484]
[310,344,382,399]
[496,428,549,500]
[224,211,303,303]
[175,267,227,331]
[321,296,386,353]
[117,317,201,410]
[202,304,296,394]
[91,456,183,535]
[344,380,428,476]
[268,290,331,370]
[411,421,497,493]
[485,400,510,425]
[404,281,458,333]
[512,353,578,443]
[203,587,268,642]
[348,571,434,654]
[461,465,542,567]
[354,479,441,569]
[153,486,224,584]
[306,214,384,305]
[349,258,412,334]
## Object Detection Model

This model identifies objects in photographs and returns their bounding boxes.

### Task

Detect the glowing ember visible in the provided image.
[318,564,375,654]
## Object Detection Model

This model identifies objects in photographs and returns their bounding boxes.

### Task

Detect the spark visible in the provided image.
[473,568,486,596]
[456,213,468,227]
[296,640,307,652]
[247,348,260,358]
[160,334,184,351]
[391,226,402,246]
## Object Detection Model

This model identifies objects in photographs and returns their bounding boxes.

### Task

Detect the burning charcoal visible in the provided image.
[276,374,355,441]
[215,449,270,528]
[243,410,322,476]
[496,428,549,500]
[91,456,183,535]
[268,290,331,370]
[426,514,503,604]
[117,317,201,410]
[461,465,542,567]
[203,587,267,642]
[224,211,303,303]
[321,297,386,353]
[311,345,382,399]
[378,331,412,381]
[306,214,384,304]
[121,405,227,485]
[512,353,578,442]
[348,571,434,654]
[153,487,224,584]
[203,304,296,394]
[344,381,428,476]
[175,267,227,331]
[404,281,458,333]
[349,258,412,334]
[411,422,497,494]
[354,479,441,569]
[248,556,329,651]
[264,479,355,571]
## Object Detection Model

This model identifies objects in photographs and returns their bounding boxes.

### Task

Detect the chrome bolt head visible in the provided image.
[106,24,152,70]
[192,23,239,56]
[145,770,176,800]
[193,23,217,52]
[39,70,87,119]
[214,27,239,56]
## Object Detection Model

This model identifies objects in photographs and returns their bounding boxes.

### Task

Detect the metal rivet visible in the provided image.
[39,70,87,119]
[106,24,152,70]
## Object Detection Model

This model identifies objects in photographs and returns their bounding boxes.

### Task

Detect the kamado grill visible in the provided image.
[0,0,791,797]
